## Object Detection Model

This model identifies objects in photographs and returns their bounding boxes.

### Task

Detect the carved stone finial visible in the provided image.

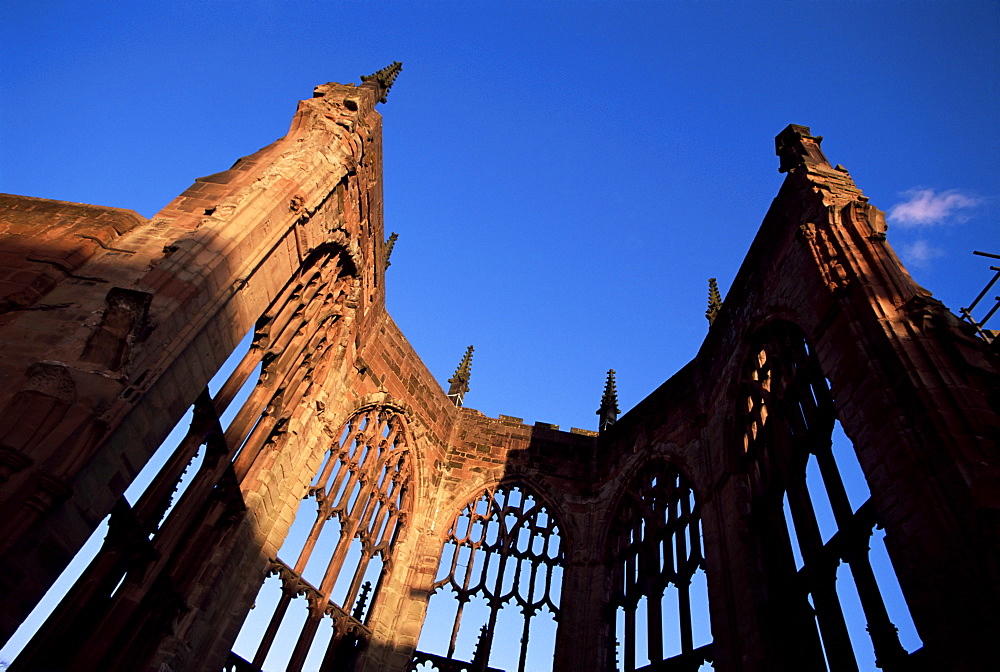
[351,580,372,620]
[447,345,474,407]
[597,369,620,433]
[706,277,723,326]
[385,232,398,267]
[472,623,491,668]
[360,61,403,104]
[775,124,831,173]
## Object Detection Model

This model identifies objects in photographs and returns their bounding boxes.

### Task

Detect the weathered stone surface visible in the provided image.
[0,85,995,672]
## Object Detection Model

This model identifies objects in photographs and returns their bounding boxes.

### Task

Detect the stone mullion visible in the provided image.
[266,276,329,359]
[810,378,908,667]
[366,496,392,553]
[642,513,664,663]
[292,499,331,574]
[225,295,336,471]
[516,555,539,672]
[842,542,907,670]
[286,604,325,672]
[312,439,348,495]
[448,533,486,658]
[322,455,353,511]
[251,585,296,669]
[354,457,393,537]
[317,616,348,672]
[813,443,855,530]
[256,259,325,345]
[340,547,374,618]
[212,343,264,415]
[479,543,512,671]
[623,549,638,672]
[263,291,340,384]
[677,576,694,655]
[677,482,693,654]
[231,352,317,480]
[125,423,232,592]
[130,389,216,532]
[688,502,703,565]
[662,492,675,582]
[606,530,626,670]
[229,392,288,479]
[317,463,372,600]
[8,501,145,672]
[623,586,637,672]
[786,475,858,672]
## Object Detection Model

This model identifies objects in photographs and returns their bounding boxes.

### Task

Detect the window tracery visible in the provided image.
[9,248,355,672]
[608,462,713,671]
[413,484,563,672]
[233,405,411,672]
[740,323,914,670]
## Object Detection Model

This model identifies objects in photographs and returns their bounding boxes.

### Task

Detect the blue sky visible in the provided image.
[1,0,998,667]
[2,0,998,432]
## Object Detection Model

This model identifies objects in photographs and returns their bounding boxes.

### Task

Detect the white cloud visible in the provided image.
[900,239,945,268]
[887,188,980,227]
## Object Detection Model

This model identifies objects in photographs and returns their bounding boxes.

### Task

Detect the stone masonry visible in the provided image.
[0,69,997,672]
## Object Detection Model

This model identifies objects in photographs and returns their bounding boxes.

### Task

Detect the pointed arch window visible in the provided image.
[608,462,713,671]
[413,484,563,672]
[7,248,356,672]
[231,405,411,672]
[740,323,918,670]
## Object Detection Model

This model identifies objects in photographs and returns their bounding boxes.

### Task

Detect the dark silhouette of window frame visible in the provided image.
[415,483,563,672]
[607,461,712,672]
[740,322,910,670]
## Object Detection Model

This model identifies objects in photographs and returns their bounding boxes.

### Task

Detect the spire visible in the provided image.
[597,369,620,433]
[385,232,398,267]
[706,277,722,326]
[447,345,474,407]
[360,61,403,104]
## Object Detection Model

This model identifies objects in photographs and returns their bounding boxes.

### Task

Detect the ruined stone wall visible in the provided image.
[0,78,996,672]
[0,73,410,670]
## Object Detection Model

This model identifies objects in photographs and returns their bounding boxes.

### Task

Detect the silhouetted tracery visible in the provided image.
[236,405,411,672]
[414,484,563,672]
[608,462,713,671]
[9,249,355,672]
[740,323,911,670]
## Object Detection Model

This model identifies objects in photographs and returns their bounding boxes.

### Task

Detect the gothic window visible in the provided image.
[413,484,563,672]
[608,462,713,672]
[740,323,918,670]
[6,249,354,672]
[232,405,411,672]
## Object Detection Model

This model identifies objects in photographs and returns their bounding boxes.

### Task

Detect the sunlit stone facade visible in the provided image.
[0,70,996,671]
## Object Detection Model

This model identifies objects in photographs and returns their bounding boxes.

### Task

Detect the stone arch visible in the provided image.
[604,456,713,672]
[414,479,566,671]
[7,238,363,672]
[733,318,913,670]
[493,468,578,552]
[230,402,416,672]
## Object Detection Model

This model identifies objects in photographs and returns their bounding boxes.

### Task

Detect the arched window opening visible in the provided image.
[230,405,411,672]
[608,463,713,672]
[740,325,921,670]
[413,484,563,672]
[1,322,257,667]
[5,250,357,672]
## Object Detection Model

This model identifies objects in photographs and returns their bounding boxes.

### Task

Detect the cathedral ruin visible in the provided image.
[0,65,997,671]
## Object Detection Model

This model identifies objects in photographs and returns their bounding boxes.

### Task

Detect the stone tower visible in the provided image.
[0,70,996,672]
